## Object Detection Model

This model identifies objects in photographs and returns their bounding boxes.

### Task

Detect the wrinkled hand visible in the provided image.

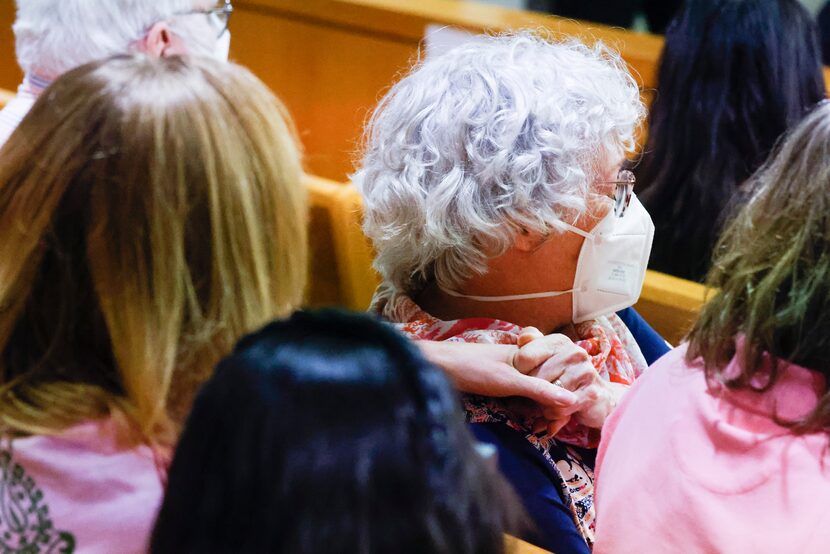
[418,340,579,413]
[513,327,625,431]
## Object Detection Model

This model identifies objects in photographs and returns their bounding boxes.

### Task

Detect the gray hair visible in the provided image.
[354,33,646,298]
[13,0,208,78]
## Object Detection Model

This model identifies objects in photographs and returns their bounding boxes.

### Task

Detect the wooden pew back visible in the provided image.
[507,535,553,553]
[305,174,377,310]
[229,0,830,182]
[0,6,20,92]
[305,174,708,344]
[232,0,664,182]
[635,270,708,345]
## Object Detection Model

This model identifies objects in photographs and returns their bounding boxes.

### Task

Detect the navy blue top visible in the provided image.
[616,307,670,364]
[472,308,668,553]
[471,422,592,554]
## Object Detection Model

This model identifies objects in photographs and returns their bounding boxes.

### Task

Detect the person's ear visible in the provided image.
[141,21,174,57]
[514,227,548,252]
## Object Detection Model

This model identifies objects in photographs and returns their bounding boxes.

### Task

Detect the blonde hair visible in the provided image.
[0,55,307,446]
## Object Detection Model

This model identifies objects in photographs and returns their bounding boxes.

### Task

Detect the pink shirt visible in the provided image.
[594,343,830,553]
[0,75,48,147]
[0,419,165,553]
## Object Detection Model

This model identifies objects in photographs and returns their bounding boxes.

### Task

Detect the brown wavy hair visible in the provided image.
[687,101,830,432]
[0,55,307,446]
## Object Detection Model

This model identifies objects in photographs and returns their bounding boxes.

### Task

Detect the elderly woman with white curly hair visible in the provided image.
[354,34,660,553]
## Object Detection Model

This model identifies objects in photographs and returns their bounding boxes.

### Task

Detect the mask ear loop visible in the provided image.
[549,219,593,240]
[553,194,619,241]
[438,285,573,302]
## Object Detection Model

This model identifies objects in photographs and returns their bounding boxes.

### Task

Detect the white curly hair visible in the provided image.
[13,0,215,79]
[353,33,645,299]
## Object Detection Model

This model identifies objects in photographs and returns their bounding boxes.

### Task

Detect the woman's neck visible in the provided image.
[414,281,573,335]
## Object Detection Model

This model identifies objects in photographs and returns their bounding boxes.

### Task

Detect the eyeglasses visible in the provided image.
[597,169,635,218]
[179,1,234,38]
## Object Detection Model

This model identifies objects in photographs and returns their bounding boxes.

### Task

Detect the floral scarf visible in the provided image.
[376,292,647,546]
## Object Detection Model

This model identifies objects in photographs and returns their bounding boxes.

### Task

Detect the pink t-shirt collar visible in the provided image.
[711,337,827,424]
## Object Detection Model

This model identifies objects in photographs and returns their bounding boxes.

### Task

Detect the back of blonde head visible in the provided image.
[0,55,306,445]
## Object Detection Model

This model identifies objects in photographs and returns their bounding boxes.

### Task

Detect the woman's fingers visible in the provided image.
[547,417,571,436]
[524,340,593,396]
[573,382,628,429]
[513,373,579,411]
[530,347,592,385]
[512,333,577,374]
[553,360,597,392]
[510,330,629,431]
[516,326,544,347]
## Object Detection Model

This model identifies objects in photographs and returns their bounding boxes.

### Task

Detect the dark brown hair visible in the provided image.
[637,0,825,281]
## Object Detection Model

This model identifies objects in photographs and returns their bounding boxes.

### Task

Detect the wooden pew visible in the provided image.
[229,0,830,183]
[635,269,708,345]
[305,173,377,309]
[507,535,553,553]
[305,176,343,307]
[0,0,664,146]
[305,174,709,344]
[0,5,20,92]
[0,1,663,183]
[231,0,664,182]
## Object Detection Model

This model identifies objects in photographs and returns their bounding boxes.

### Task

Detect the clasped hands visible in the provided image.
[507,327,624,435]
[422,330,626,436]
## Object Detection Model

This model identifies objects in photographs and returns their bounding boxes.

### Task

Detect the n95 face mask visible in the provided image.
[440,194,655,323]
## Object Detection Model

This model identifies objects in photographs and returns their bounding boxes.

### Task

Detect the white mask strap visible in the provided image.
[551,197,615,240]
[439,285,573,302]
[557,223,592,240]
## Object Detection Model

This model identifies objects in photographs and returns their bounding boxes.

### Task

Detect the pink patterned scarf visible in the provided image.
[376,292,647,545]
